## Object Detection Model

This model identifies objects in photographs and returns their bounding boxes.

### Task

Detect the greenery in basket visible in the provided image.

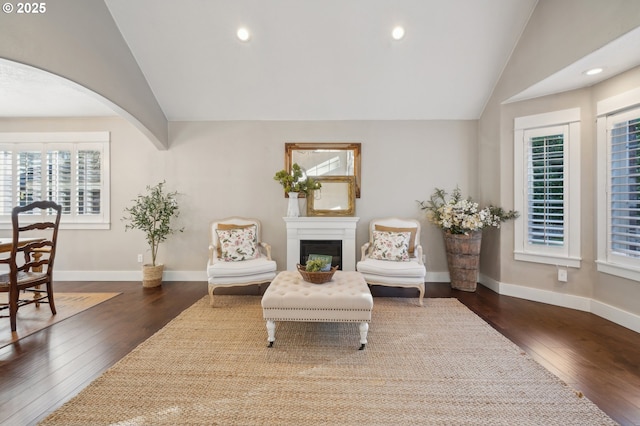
[305,258,330,272]
[418,187,518,235]
[122,181,184,266]
[274,163,322,195]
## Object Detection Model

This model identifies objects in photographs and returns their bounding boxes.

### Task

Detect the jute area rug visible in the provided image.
[1,292,120,348]
[40,296,616,426]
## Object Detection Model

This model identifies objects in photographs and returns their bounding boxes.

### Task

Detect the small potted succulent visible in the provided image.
[297,257,336,284]
[305,257,330,272]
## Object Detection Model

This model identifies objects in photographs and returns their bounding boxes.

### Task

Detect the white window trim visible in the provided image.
[0,131,110,230]
[596,87,640,280]
[514,108,581,268]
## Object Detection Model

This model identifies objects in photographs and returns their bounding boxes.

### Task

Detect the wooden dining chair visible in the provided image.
[0,201,62,332]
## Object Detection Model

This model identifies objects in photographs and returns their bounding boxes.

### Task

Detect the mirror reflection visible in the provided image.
[307,176,355,216]
[285,143,361,198]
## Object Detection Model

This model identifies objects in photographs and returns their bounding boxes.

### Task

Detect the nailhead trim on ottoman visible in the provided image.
[261,270,373,349]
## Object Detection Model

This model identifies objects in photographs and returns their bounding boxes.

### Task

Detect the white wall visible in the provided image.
[0,117,477,281]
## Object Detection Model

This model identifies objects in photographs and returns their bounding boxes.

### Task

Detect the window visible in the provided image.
[528,132,565,246]
[0,132,110,229]
[597,87,640,280]
[514,108,581,267]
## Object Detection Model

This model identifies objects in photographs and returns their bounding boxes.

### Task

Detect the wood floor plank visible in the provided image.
[0,281,638,425]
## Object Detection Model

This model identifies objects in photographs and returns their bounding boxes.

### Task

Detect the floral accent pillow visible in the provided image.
[370,230,411,262]
[216,225,258,261]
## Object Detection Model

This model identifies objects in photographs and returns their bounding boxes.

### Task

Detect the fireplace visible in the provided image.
[284,217,359,271]
[300,239,343,269]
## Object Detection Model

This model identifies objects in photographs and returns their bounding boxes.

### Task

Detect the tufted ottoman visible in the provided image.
[261,270,374,350]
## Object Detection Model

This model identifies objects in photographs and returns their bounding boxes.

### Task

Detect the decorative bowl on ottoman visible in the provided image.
[296,264,338,284]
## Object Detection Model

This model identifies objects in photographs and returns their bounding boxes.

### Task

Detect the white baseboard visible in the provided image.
[590,299,640,334]
[56,270,207,282]
[60,270,444,283]
[479,273,640,334]
[426,271,450,283]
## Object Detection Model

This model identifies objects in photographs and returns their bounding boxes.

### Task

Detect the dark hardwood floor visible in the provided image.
[1,281,639,425]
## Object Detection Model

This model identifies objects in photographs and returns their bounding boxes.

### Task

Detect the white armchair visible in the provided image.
[207,217,277,306]
[356,217,427,305]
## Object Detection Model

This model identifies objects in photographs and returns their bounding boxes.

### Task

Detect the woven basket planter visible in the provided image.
[297,264,338,284]
[142,264,164,288]
[443,231,482,292]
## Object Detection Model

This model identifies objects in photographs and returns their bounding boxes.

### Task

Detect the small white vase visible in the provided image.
[287,192,300,217]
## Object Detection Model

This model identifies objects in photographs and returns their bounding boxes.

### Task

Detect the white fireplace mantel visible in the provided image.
[284,217,360,271]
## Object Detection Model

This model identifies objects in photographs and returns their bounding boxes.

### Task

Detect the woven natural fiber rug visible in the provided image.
[40,296,616,425]
[1,292,120,348]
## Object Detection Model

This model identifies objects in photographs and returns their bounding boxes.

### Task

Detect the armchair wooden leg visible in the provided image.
[208,285,215,307]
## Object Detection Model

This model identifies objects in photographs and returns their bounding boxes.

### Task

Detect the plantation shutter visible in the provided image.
[0,150,12,215]
[47,150,72,214]
[76,149,101,215]
[526,130,566,247]
[17,150,42,209]
[609,109,640,258]
[0,132,109,228]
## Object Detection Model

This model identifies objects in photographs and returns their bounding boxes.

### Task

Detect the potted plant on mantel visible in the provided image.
[418,187,518,292]
[123,181,184,287]
[273,163,321,217]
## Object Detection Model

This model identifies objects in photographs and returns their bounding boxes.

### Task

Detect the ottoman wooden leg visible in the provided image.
[266,320,276,347]
[358,322,369,350]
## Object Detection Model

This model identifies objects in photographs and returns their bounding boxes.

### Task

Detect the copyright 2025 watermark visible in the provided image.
[3,2,47,14]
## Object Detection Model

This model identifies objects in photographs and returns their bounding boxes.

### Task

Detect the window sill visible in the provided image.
[514,251,581,268]
[596,260,640,282]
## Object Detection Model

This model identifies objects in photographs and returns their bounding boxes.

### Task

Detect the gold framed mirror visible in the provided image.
[285,142,361,198]
[307,176,356,217]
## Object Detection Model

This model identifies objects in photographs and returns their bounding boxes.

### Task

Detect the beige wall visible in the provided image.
[0,118,477,278]
[167,120,478,275]
[0,0,168,148]
[491,67,640,318]
[0,117,160,274]
[478,0,640,318]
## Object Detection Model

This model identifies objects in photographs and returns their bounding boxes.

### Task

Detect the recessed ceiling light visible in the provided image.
[584,67,603,76]
[237,27,250,42]
[391,26,405,41]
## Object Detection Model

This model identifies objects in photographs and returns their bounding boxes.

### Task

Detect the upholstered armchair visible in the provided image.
[207,217,277,306]
[356,217,427,305]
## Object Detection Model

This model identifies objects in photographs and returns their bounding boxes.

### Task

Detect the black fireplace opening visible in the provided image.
[300,240,342,270]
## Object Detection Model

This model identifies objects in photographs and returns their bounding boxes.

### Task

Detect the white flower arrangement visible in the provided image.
[418,187,518,235]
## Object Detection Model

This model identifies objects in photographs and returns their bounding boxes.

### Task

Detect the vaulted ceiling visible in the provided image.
[1,1,639,121]
[102,0,538,121]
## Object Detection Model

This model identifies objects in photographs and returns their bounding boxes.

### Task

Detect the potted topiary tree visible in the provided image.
[123,181,183,287]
